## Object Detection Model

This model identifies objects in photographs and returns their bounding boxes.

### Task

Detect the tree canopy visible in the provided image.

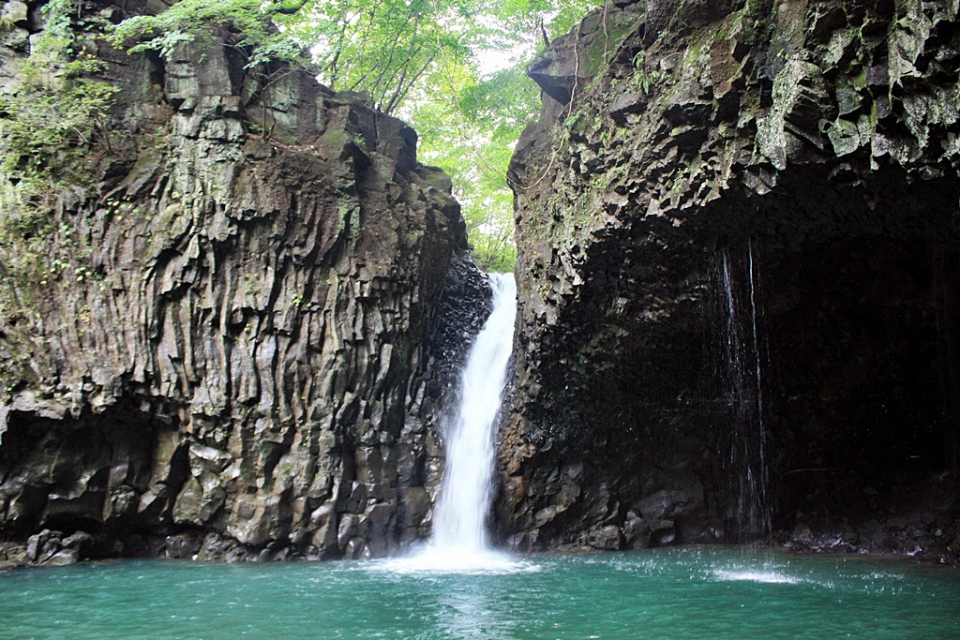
[111,0,600,271]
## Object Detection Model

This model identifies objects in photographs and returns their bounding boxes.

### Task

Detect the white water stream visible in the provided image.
[433,273,516,551]
[384,273,526,574]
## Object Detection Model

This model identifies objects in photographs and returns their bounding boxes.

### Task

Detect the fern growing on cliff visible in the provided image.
[0,0,118,186]
[0,53,118,184]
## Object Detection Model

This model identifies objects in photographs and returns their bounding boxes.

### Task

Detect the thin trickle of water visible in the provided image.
[433,273,517,551]
[717,242,772,539]
[746,240,770,531]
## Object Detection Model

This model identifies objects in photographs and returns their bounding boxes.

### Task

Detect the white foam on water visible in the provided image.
[712,568,801,584]
[374,546,539,576]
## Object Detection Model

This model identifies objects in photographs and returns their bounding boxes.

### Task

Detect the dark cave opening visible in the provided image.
[765,234,960,531]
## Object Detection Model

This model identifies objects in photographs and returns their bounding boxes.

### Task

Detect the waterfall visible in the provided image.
[432,273,517,552]
[384,273,523,573]
[717,241,772,540]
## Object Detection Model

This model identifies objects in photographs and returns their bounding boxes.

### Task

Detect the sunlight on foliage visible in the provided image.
[278,0,473,114]
[109,0,305,66]
[396,0,601,271]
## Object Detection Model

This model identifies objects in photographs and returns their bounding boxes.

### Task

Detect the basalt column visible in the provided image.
[0,0,486,566]
[499,0,960,562]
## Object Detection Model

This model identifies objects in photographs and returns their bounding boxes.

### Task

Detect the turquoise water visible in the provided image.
[1,548,958,640]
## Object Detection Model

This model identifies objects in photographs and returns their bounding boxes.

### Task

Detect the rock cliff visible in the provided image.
[502,0,960,561]
[0,0,486,567]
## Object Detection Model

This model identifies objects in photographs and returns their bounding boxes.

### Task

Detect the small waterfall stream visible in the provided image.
[387,273,521,572]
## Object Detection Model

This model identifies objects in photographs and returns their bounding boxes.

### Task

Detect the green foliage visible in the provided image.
[1,0,118,187]
[393,0,601,271]
[406,64,538,271]
[41,0,82,39]
[0,1,117,289]
[276,0,600,270]
[482,0,602,50]
[278,0,471,114]
[632,51,661,94]
[109,0,304,66]
[0,52,118,185]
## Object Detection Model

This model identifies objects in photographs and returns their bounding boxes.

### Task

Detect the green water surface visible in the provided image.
[0,548,957,640]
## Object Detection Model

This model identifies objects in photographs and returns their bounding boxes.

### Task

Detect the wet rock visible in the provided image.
[398,487,432,538]
[26,530,63,564]
[651,524,677,547]
[196,533,257,563]
[638,484,704,523]
[623,512,652,548]
[43,549,80,567]
[62,531,94,554]
[0,0,479,561]
[500,0,960,561]
[0,1,28,25]
[785,524,816,551]
[344,536,365,559]
[337,514,360,549]
[584,524,622,550]
[0,541,28,570]
[165,534,202,559]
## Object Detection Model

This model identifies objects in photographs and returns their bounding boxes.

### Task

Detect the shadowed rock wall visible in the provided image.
[0,0,487,566]
[502,0,960,562]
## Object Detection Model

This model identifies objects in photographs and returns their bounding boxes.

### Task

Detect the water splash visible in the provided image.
[712,568,801,585]
[376,546,539,575]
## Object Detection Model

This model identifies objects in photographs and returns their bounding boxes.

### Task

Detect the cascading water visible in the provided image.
[716,241,772,540]
[385,273,524,573]
[433,273,517,551]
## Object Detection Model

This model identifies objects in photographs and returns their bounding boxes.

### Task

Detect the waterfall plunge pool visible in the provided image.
[1,548,957,639]
[4,276,957,638]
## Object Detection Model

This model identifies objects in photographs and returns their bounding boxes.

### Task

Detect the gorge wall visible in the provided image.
[501,0,960,562]
[0,0,488,567]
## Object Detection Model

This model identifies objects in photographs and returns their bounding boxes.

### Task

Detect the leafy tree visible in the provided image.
[398,0,601,271]
[279,0,475,114]
[0,0,121,292]
[109,0,305,67]
[405,65,539,272]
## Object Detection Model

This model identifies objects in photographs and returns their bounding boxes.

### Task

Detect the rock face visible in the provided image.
[502,0,960,562]
[0,0,487,564]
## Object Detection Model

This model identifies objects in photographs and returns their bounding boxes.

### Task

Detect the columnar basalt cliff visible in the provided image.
[502,0,960,561]
[0,0,488,567]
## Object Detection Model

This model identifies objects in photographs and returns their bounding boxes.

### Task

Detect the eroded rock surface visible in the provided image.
[502,0,960,562]
[0,0,486,565]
